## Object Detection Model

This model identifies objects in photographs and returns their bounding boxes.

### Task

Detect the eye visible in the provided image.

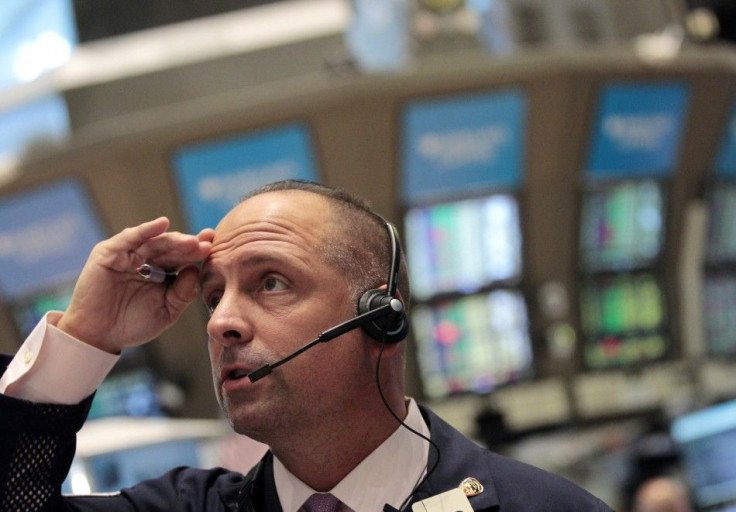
[206,295,221,314]
[262,276,287,292]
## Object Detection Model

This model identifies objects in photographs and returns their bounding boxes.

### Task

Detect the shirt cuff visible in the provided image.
[0,311,119,404]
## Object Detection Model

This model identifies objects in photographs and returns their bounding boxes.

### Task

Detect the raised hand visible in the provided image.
[57,217,214,354]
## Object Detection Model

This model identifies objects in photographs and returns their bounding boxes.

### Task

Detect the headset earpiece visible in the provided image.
[358,288,409,344]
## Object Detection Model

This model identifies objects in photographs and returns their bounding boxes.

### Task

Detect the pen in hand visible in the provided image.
[137,264,177,285]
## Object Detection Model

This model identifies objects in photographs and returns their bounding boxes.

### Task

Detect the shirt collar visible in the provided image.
[273,398,429,512]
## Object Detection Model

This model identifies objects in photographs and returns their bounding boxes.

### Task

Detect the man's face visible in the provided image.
[200,191,374,443]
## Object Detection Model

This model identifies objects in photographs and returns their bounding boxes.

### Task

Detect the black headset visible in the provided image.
[357,220,410,344]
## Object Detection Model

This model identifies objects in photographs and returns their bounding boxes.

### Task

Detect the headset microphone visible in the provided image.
[246,220,409,384]
[247,298,404,383]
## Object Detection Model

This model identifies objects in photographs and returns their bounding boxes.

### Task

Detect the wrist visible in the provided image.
[56,313,121,355]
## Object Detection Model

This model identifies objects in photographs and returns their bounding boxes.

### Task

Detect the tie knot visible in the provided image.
[302,492,341,512]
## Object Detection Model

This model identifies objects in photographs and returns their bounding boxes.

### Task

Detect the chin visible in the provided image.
[226,406,270,439]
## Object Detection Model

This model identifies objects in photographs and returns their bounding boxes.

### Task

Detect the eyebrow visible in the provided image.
[198,254,289,290]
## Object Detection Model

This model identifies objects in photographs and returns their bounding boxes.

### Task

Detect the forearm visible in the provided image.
[0,387,93,512]
[0,313,117,511]
[0,312,118,404]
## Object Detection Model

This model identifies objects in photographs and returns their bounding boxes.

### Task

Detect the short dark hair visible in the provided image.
[242,180,411,312]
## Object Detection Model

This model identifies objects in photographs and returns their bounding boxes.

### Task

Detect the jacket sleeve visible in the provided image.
[1,356,245,512]
[0,357,93,512]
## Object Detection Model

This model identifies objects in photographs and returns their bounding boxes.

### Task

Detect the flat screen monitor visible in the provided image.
[0,179,106,300]
[703,273,736,358]
[706,182,736,266]
[412,289,533,399]
[585,82,689,180]
[404,194,522,301]
[671,399,736,510]
[579,180,665,273]
[0,93,70,169]
[88,368,164,420]
[63,438,202,494]
[171,122,320,233]
[580,273,668,369]
[400,88,527,204]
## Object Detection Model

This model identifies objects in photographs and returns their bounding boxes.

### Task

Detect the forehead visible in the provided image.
[211,190,333,253]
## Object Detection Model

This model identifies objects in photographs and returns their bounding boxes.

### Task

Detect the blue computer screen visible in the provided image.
[672,399,736,510]
[171,122,320,233]
[0,179,106,299]
[69,439,201,493]
[401,88,527,204]
[586,82,689,179]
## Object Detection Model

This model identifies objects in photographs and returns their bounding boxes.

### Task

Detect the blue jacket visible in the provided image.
[0,356,613,511]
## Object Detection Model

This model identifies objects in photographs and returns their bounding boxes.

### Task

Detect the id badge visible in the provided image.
[411,488,473,512]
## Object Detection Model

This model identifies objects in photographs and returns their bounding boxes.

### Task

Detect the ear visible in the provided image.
[364,285,408,358]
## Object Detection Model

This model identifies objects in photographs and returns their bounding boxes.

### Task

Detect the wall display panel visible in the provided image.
[401,88,527,204]
[705,182,736,266]
[578,180,665,272]
[585,82,690,180]
[171,122,320,233]
[703,274,736,357]
[0,93,70,167]
[0,179,106,300]
[671,399,736,510]
[580,273,668,369]
[405,194,522,300]
[412,289,533,399]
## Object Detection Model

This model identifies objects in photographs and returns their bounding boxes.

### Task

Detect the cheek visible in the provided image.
[266,310,326,351]
[207,341,222,384]
[207,338,218,362]
[319,334,373,376]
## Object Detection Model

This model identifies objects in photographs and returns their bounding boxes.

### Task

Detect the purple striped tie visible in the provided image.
[301,493,342,512]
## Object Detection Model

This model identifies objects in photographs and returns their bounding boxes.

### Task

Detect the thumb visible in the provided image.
[165,266,201,315]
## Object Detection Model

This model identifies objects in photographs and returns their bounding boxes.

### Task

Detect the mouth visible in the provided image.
[221,365,253,384]
[229,368,250,380]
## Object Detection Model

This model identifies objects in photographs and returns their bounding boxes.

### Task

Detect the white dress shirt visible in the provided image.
[275,398,429,512]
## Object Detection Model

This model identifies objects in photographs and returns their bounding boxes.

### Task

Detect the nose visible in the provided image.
[206,292,252,346]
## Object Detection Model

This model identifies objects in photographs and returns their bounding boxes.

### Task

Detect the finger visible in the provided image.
[105,217,171,253]
[137,238,212,268]
[165,265,201,313]
[197,228,215,243]
[136,232,202,257]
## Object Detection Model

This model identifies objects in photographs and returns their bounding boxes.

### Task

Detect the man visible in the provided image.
[0,180,613,511]
[632,477,692,512]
